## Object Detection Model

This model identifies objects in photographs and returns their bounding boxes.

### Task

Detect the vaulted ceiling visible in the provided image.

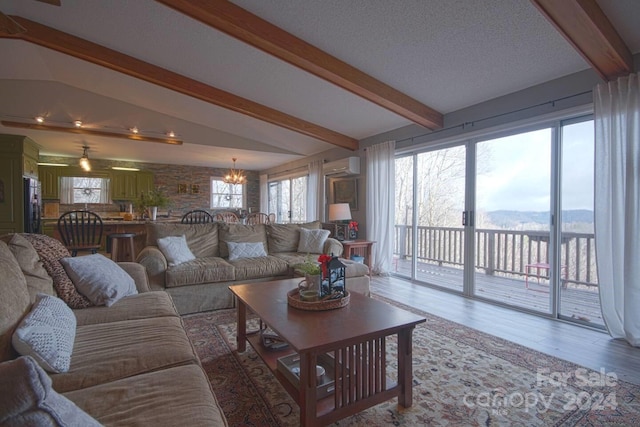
[1,0,639,170]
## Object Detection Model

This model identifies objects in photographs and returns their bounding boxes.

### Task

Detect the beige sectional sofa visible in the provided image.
[137,221,371,314]
[0,233,227,426]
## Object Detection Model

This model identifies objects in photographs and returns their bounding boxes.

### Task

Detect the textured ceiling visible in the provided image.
[0,0,638,170]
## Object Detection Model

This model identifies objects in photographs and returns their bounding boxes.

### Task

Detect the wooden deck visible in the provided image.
[392,258,604,326]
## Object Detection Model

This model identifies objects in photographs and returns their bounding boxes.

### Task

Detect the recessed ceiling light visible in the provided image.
[35,116,44,123]
[130,127,139,134]
[74,120,83,128]
[167,131,175,138]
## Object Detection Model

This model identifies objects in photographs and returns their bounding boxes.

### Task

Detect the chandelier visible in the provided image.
[223,158,246,185]
[79,145,91,171]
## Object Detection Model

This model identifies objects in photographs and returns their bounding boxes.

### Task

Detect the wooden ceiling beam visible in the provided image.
[1,16,358,151]
[156,0,444,130]
[531,0,633,81]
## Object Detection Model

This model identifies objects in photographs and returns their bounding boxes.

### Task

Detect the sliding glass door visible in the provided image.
[559,119,602,326]
[474,128,553,313]
[394,115,602,327]
[268,175,307,223]
[394,145,467,292]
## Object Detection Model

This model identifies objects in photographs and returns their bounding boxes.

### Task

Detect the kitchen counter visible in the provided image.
[41,218,180,260]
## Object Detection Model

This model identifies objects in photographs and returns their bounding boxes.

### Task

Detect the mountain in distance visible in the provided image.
[485,209,593,228]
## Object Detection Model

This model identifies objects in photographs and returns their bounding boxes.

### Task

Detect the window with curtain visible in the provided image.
[268,174,307,223]
[210,178,244,209]
[60,177,111,204]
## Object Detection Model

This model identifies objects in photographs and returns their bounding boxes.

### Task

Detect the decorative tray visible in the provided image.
[287,289,350,311]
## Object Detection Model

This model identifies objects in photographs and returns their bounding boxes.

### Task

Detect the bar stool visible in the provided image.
[107,233,136,262]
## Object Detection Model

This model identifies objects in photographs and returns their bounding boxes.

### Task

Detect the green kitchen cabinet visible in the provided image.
[136,171,155,196]
[0,134,40,234]
[39,166,63,199]
[110,171,138,201]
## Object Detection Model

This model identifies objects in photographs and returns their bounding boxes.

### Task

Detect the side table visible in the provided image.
[340,239,375,269]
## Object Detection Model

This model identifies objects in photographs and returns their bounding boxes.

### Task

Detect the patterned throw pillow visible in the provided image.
[157,235,196,266]
[19,234,93,309]
[297,228,331,254]
[12,294,76,373]
[227,242,267,261]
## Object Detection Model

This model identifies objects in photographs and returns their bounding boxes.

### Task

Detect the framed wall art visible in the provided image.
[332,178,358,210]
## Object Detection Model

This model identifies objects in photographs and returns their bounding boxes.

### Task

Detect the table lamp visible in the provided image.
[328,203,351,240]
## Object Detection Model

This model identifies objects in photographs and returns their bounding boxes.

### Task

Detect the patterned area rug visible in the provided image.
[182,296,640,426]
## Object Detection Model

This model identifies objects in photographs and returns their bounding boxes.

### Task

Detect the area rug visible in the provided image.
[182,296,640,426]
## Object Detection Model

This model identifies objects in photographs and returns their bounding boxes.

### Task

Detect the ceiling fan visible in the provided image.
[0,0,60,35]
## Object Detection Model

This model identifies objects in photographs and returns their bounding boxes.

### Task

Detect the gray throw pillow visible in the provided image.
[60,254,137,307]
[0,356,102,426]
[157,235,196,266]
[297,228,331,254]
[227,241,267,260]
[12,294,76,373]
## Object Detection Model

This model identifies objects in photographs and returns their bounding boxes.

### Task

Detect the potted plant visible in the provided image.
[135,187,170,220]
[293,254,322,293]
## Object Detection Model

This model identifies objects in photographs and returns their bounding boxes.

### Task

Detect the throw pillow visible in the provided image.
[0,356,101,426]
[297,228,331,254]
[0,241,31,363]
[0,234,55,302]
[157,235,196,267]
[20,233,93,309]
[12,294,76,373]
[60,254,137,307]
[227,241,267,261]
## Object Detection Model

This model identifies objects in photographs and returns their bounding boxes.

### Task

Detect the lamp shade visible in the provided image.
[328,203,352,221]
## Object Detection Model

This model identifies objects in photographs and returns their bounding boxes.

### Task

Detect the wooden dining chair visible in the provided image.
[268,213,276,224]
[245,212,270,225]
[57,210,104,256]
[181,209,214,224]
[215,211,240,223]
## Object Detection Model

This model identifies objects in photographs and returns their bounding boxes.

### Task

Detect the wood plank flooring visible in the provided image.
[371,275,640,386]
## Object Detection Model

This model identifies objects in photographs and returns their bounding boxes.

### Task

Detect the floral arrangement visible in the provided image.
[317,254,332,278]
[349,221,358,231]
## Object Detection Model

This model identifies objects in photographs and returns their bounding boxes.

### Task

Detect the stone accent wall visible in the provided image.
[39,156,260,216]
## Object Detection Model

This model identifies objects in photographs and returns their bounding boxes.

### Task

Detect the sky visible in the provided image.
[476,121,594,212]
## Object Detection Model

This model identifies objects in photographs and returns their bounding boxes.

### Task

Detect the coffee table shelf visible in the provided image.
[230,279,425,427]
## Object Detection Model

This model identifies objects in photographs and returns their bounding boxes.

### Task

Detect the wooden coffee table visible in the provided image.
[229,279,425,427]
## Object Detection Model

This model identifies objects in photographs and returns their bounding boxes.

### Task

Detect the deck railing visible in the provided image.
[394,225,598,288]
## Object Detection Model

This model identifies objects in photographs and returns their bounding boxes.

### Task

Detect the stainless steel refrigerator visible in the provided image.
[23,177,41,233]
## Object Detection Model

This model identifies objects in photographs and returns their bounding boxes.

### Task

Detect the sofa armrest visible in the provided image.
[136,246,167,290]
[117,262,151,293]
[324,238,344,256]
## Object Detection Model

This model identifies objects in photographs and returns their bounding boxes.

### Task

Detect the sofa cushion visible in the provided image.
[0,233,55,302]
[266,221,321,253]
[73,292,179,326]
[228,255,290,281]
[228,241,267,260]
[219,223,268,258]
[19,234,93,309]
[0,356,101,427]
[12,294,76,373]
[63,364,228,427]
[146,222,219,258]
[51,316,200,393]
[157,235,196,266]
[60,254,138,307]
[165,257,235,288]
[0,241,31,363]
[297,228,331,254]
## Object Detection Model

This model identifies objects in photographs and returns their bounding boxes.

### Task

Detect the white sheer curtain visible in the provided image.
[259,173,269,213]
[594,72,640,346]
[366,141,395,275]
[306,159,324,221]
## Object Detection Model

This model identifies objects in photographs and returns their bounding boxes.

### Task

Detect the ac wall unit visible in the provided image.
[323,157,360,176]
